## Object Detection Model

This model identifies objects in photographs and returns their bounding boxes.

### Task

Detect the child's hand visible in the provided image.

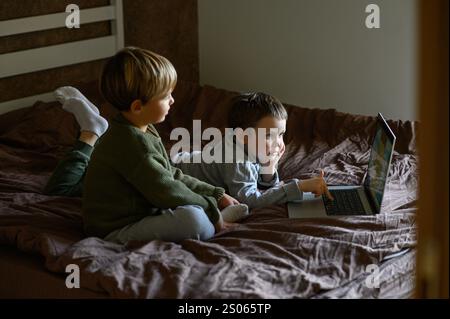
[261,143,286,178]
[218,193,240,210]
[297,170,334,200]
[279,142,286,158]
[270,142,286,169]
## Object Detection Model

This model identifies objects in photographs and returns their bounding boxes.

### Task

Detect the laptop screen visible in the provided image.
[364,114,396,212]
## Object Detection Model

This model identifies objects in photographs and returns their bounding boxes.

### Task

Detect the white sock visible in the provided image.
[220,204,249,223]
[54,86,100,115]
[62,98,108,137]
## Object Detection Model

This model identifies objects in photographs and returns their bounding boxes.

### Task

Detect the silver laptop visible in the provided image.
[288,113,396,218]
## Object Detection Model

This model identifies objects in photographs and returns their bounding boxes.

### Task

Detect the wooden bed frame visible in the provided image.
[0,0,124,115]
[0,247,107,298]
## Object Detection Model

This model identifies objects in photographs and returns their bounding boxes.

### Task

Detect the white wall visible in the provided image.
[198,0,418,120]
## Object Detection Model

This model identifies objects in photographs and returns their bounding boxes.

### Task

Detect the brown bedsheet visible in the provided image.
[0,81,418,298]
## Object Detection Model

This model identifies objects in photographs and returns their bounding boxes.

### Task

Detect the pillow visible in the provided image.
[0,101,79,152]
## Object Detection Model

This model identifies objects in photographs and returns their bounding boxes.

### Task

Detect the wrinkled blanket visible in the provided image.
[0,81,418,298]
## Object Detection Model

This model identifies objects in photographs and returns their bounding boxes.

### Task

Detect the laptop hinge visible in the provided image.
[364,187,378,214]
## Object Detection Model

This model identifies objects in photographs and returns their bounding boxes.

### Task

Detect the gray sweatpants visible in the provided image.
[104,205,215,244]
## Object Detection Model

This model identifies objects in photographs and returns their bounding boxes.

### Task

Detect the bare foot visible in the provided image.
[79,131,99,147]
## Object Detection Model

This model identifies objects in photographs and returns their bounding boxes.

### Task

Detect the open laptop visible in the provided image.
[288,113,396,218]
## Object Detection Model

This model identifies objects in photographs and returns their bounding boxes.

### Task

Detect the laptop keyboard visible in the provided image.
[322,189,366,215]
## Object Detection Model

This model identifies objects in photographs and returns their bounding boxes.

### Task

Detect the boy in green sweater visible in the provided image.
[45,47,245,243]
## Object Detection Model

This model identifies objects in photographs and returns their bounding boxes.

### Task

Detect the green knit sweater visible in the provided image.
[82,113,225,238]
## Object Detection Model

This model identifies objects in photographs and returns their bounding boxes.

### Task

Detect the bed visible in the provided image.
[0,1,418,299]
[0,77,418,298]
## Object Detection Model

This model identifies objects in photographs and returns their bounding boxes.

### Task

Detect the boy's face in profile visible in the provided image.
[141,90,175,124]
[242,116,286,162]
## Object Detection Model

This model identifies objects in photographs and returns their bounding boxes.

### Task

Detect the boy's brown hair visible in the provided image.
[228,92,288,129]
[100,47,177,111]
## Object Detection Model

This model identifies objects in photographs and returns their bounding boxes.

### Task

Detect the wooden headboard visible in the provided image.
[0,0,124,115]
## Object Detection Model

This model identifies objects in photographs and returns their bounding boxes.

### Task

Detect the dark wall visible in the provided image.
[0,0,199,103]
[123,0,199,84]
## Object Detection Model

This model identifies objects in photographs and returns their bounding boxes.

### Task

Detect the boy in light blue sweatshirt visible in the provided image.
[172,92,332,210]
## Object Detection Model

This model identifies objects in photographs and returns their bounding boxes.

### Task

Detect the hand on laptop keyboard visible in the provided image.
[297,170,334,201]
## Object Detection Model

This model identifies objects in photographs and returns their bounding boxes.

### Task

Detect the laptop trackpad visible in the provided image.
[288,193,328,218]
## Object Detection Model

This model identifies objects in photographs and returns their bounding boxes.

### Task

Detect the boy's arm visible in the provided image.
[257,170,280,189]
[171,165,225,201]
[223,163,303,208]
[259,142,285,185]
[127,154,221,224]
